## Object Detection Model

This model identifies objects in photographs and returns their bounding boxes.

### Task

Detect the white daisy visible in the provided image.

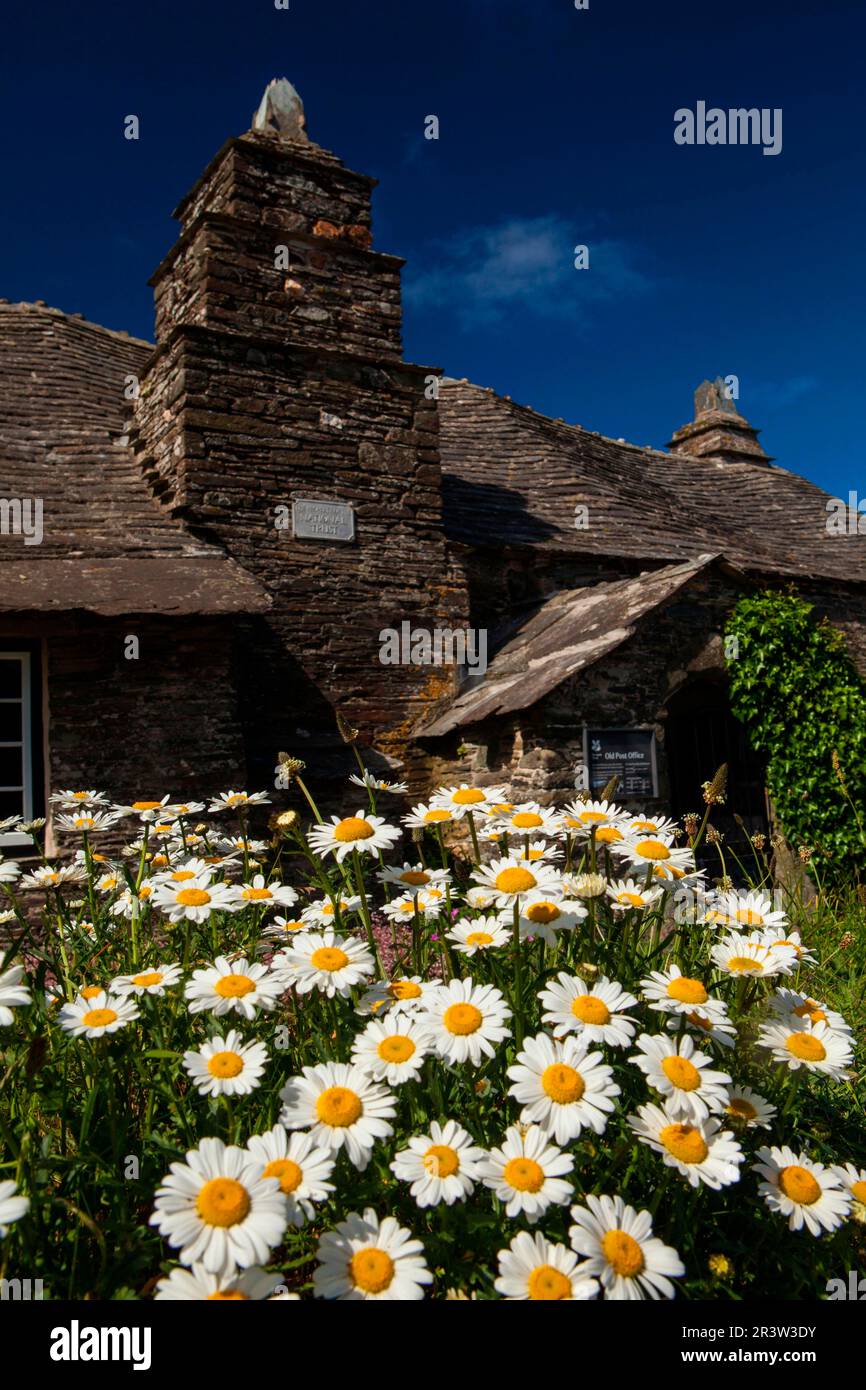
[307,811,401,863]
[495,802,562,839]
[465,885,497,911]
[262,915,308,943]
[628,1102,744,1189]
[758,927,817,968]
[605,878,665,912]
[151,877,240,924]
[664,1006,738,1050]
[832,1162,866,1211]
[50,788,110,809]
[300,895,362,928]
[723,1086,777,1130]
[111,962,183,997]
[625,814,680,838]
[753,1146,851,1234]
[182,1030,269,1097]
[356,976,433,1017]
[539,972,638,1048]
[275,930,374,999]
[513,894,586,945]
[155,1263,282,1300]
[279,1061,396,1171]
[629,1033,732,1122]
[150,1136,287,1272]
[314,1208,432,1301]
[0,859,20,884]
[378,863,451,891]
[479,1124,574,1222]
[641,965,727,1020]
[390,1120,486,1208]
[507,1032,620,1144]
[616,835,695,875]
[236,874,298,910]
[350,1015,431,1085]
[245,1126,336,1226]
[431,783,509,818]
[470,857,562,911]
[768,988,851,1034]
[402,802,456,831]
[709,889,788,932]
[560,798,625,834]
[54,809,124,834]
[447,916,511,956]
[495,1230,599,1301]
[382,893,429,924]
[520,838,565,863]
[568,1193,685,1300]
[0,1179,29,1236]
[0,963,31,1025]
[756,1018,853,1076]
[711,932,797,979]
[208,790,272,812]
[58,989,140,1039]
[184,956,284,1020]
[422,977,512,1066]
[19,864,85,890]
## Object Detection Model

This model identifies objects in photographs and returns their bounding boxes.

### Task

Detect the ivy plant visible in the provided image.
[724,589,866,883]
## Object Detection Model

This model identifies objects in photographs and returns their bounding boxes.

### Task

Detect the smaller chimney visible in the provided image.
[667,378,772,466]
[251,77,309,142]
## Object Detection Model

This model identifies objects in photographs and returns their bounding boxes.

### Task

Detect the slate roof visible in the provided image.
[438,379,866,585]
[418,555,723,736]
[0,302,269,614]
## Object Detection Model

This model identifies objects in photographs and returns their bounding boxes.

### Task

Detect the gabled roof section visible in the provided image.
[0,302,269,614]
[417,555,724,737]
[438,380,866,584]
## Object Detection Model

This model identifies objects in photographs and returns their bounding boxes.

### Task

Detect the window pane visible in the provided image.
[0,788,24,820]
[0,745,23,787]
[0,661,22,699]
[0,703,22,742]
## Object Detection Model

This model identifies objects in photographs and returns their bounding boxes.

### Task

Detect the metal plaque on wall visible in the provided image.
[291,499,355,542]
[586,728,658,798]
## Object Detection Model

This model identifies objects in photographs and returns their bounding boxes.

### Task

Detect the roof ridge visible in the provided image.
[0,300,153,350]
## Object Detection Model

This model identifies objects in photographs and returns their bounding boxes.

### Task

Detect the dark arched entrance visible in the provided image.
[663,676,768,876]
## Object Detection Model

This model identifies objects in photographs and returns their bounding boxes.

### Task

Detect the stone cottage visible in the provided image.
[2,78,864,852]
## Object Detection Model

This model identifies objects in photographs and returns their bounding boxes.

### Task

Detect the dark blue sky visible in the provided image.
[2,0,863,498]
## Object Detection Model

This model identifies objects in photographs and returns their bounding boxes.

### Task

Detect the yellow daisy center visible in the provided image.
[634,839,671,860]
[602,1230,645,1279]
[726,1097,757,1120]
[596,826,623,844]
[196,1177,251,1227]
[207,1050,244,1078]
[687,1011,714,1031]
[334,817,374,842]
[659,1123,709,1164]
[214,973,255,998]
[71,791,89,800]
[133,801,162,811]
[171,870,196,881]
[617,892,645,907]
[350,1248,394,1294]
[400,871,430,886]
[81,985,102,1000]
[176,887,211,907]
[495,867,537,894]
[83,1008,117,1029]
[263,1158,303,1194]
[423,809,452,822]
[377,1035,416,1063]
[310,947,350,972]
[580,811,607,823]
[389,980,422,1000]
[778,1165,821,1205]
[512,811,543,828]
[526,901,560,924]
[207,1290,249,1300]
[443,1002,483,1035]
[424,1143,460,1178]
[786,1032,826,1062]
[527,1265,572,1300]
[503,1157,545,1193]
[850,1180,866,1204]
[734,908,765,926]
[727,955,760,973]
[132,971,163,988]
[316,1086,362,1127]
[243,887,272,901]
[571,995,611,1025]
[452,788,485,805]
[466,931,494,947]
[793,1002,826,1024]
[662,1055,702,1091]
[541,1063,585,1104]
[631,819,657,832]
[667,976,708,1005]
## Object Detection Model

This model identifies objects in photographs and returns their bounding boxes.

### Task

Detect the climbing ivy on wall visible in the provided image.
[724,589,866,883]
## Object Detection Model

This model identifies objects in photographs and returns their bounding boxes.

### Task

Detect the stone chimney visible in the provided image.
[667,379,772,466]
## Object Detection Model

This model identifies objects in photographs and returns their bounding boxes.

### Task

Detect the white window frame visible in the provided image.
[0,651,34,848]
